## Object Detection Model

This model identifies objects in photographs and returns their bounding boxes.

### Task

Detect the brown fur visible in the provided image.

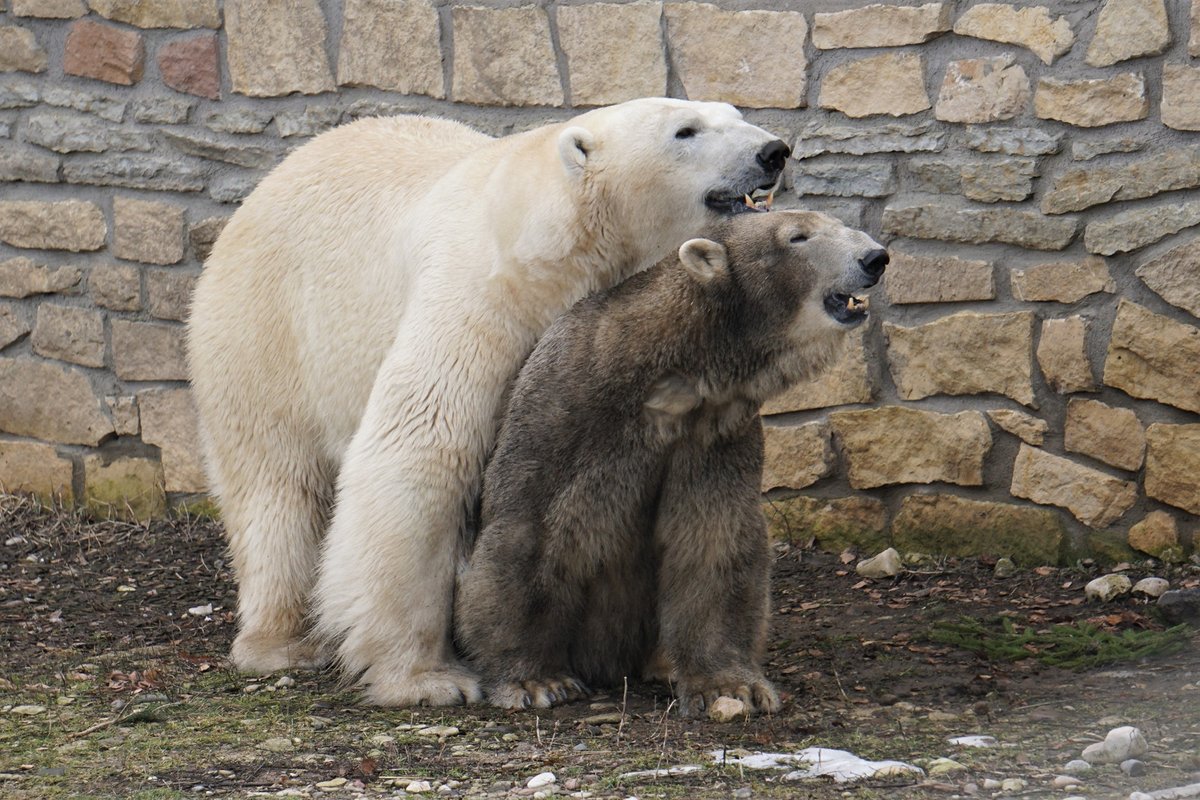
[454,211,886,715]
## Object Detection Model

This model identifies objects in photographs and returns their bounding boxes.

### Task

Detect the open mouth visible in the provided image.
[824,292,870,326]
[705,186,776,215]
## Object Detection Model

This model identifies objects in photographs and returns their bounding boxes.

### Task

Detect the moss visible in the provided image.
[892,494,1065,566]
[764,495,889,554]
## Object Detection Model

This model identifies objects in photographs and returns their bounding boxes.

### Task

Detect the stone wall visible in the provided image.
[0,1,1196,561]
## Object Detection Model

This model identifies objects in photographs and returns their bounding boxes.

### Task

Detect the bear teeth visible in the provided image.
[847,295,868,311]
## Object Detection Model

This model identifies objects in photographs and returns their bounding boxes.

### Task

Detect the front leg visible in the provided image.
[653,421,780,718]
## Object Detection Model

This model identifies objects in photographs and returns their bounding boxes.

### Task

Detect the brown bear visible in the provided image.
[454,210,887,715]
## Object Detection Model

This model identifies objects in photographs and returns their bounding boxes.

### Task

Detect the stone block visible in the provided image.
[665,3,806,109]
[31,304,104,368]
[0,142,58,181]
[1144,424,1200,515]
[885,311,1035,406]
[1137,236,1200,318]
[139,388,205,493]
[111,319,187,381]
[1011,256,1113,303]
[882,204,1076,251]
[0,258,82,298]
[792,120,945,159]
[83,453,164,522]
[113,197,185,266]
[64,19,144,85]
[1128,511,1181,561]
[906,157,1036,202]
[225,0,334,97]
[987,409,1047,446]
[0,201,105,251]
[88,0,219,29]
[1065,398,1145,472]
[557,2,667,105]
[1105,300,1200,413]
[189,216,228,263]
[793,160,894,198]
[762,421,833,491]
[1035,74,1149,127]
[1086,0,1169,67]
[963,127,1061,156]
[273,106,342,138]
[161,129,277,169]
[1042,146,1200,215]
[157,33,219,100]
[764,495,888,554]
[66,155,207,192]
[883,251,994,305]
[11,0,84,18]
[819,52,929,118]
[1192,0,1200,57]
[0,25,48,73]
[761,329,872,413]
[1010,444,1137,528]
[935,56,1029,123]
[892,494,1064,566]
[1163,65,1200,132]
[132,96,192,124]
[1086,198,1200,256]
[23,109,155,153]
[337,0,442,98]
[813,2,950,48]
[1037,316,1095,394]
[829,406,991,490]
[89,262,140,311]
[0,304,31,349]
[452,6,561,107]
[0,357,113,445]
[953,3,1074,65]
[205,109,272,135]
[0,440,73,502]
[38,84,126,121]
[105,394,138,436]
[145,268,195,321]
[1072,138,1141,161]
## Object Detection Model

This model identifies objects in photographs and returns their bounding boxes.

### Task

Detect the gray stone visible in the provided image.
[813,2,951,48]
[0,141,58,182]
[209,173,260,204]
[274,106,342,138]
[38,84,125,122]
[935,55,1030,123]
[139,388,205,493]
[1157,589,1200,624]
[1010,444,1138,528]
[0,24,48,73]
[1086,0,1169,67]
[962,126,1061,156]
[0,356,113,445]
[558,2,667,105]
[1011,256,1113,303]
[1105,300,1200,414]
[830,406,991,489]
[792,121,945,159]
[160,129,278,169]
[0,257,82,298]
[111,319,187,381]
[205,109,273,135]
[225,0,335,97]
[23,110,153,153]
[883,204,1076,251]
[906,157,1036,202]
[452,6,562,107]
[1065,398,1145,472]
[793,160,895,198]
[665,3,807,109]
[1193,0,1200,57]
[0,77,38,108]
[1163,64,1200,132]
[145,268,196,321]
[342,100,419,121]
[1136,237,1200,318]
[1042,146,1200,214]
[885,311,1035,406]
[0,303,31,349]
[1037,316,1095,393]
[883,251,994,304]
[337,0,443,98]
[113,197,186,265]
[131,96,191,124]
[1085,198,1200,255]
[1035,74,1149,127]
[819,52,930,118]
[0,200,105,251]
[1071,137,1142,161]
[63,154,206,192]
[892,494,1064,566]
[1144,424,1200,515]
[31,304,104,367]
[89,262,140,311]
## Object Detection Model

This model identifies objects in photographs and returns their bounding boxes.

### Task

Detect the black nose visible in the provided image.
[860,248,888,279]
[757,139,790,173]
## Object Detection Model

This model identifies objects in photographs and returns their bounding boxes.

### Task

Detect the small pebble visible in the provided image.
[856,547,902,579]
[1085,574,1132,602]
[993,557,1017,578]
[927,758,967,776]
[527,772,557,789]
[406,780,432,793]
[316,777,348,790]
[1063,759,1092,775]
[1120,758,1146,777]
[1052,774,1082,788]
[187,604,213,616]
[258,737,294,753]
[9,705,47,715]
[1133,577,1169,598]
[708,696,747,723]
[733,788,752,799]
[981,779,1001,790]
[417,725,460,738]
[1000,778,1026,792]
[274,676,295,689]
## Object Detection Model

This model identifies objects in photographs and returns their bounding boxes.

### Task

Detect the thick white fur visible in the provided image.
[187,98,782,706]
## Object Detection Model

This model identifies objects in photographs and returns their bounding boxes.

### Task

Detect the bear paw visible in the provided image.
[360,664,484,707]
[230,632,330,674]
[676,674,780,718]
[488,675,590,709]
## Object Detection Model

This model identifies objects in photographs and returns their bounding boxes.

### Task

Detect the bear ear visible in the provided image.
[558,126,596,177]
[678,238,728,282]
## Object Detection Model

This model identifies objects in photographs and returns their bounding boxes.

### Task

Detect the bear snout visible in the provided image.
[858,248,889,285]
[756,140,791,174]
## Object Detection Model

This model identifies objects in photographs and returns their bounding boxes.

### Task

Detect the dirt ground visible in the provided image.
[2,495,1198,800]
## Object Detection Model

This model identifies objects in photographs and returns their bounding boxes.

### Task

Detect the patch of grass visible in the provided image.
[930,616,1191,670]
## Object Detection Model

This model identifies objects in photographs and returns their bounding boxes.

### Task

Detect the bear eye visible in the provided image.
[675,126,698,140]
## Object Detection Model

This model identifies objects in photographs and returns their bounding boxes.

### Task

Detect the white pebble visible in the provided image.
[187,604,213,616]
[1053,774,1082,788]
[527,772,557,789]
[406,780,432,793]
[1063,759,1092,775]
[856,547,902,579]
[1133,577,1170,598]
[1000,778,1026,792]
[1105,726,1148,761]
[1085,574,1132,602]
[274,676,295,688]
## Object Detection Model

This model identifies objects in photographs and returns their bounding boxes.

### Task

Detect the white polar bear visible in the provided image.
[188,98,789,706]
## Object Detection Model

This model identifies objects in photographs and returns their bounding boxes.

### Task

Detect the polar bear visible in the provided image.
[455,210,887,714]
[187,98,790,706]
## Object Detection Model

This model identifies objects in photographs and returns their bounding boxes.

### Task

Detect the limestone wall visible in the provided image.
[0,0,1196,561]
